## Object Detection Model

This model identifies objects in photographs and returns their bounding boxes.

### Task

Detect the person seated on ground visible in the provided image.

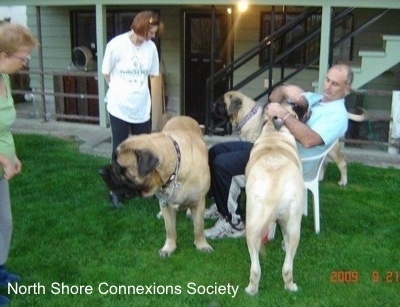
[204,64,353,239]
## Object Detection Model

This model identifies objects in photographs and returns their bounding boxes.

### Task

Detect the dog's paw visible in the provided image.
[245,285,258,296]
[197,243,214,253]
[158,249,171,257]
[156,211,163,219]
[337,179,347,187]
[158,244,176,257]
[285,283,298,292]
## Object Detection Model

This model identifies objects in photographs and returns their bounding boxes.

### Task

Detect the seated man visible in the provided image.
[205,64,353,239]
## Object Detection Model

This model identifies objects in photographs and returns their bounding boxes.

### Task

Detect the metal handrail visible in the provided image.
[331,9,390,51]
[206,7,391,134]
[210,7,321,83]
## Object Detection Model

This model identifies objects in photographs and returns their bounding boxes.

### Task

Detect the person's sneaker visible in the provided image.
[204,218,245,239]
[204,203,219,220]
[0,295,10,305]
[109,191,123,209]
[0,268,21,287]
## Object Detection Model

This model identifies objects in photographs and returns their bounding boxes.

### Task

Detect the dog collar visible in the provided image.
[155,136,182,207]
[236,106,261,133]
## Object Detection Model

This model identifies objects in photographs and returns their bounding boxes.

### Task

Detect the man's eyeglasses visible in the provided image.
[11,54,31,64]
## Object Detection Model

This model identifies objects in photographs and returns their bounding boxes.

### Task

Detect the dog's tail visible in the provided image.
[348,108,368,122]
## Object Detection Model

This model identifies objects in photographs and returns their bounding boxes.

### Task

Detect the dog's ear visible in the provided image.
[227,96,243,116]
[135,149,159,177]
[292,104,310,123]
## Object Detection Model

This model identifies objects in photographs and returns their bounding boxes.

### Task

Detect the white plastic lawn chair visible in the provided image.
[231,140,338,240]
[266,139,338,240]
[301,140,338,234]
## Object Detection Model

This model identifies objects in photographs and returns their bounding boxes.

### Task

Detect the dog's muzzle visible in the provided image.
[211,98,229,127]
[98,162,139,199]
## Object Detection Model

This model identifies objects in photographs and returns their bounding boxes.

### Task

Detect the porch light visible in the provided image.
[237,0,248,13]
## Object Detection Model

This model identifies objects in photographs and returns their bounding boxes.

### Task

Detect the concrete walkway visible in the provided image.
[11,102,400,169]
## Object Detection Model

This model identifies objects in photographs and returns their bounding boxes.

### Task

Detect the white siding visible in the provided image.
[24,5,400,118]
[27,6,72,96]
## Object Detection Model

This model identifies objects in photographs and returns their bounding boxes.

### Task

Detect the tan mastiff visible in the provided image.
[216,90,367,186]
[99,116,213,257]
[245,105,303,295]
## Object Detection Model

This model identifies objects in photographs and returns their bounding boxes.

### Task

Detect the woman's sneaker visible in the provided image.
[204,217,245,239]
[0,268,20,287]
[204,203,219,219]
[0,295,10,305]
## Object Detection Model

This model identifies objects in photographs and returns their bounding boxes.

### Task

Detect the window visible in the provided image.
[260,11,353,67]
[71,10,161,63]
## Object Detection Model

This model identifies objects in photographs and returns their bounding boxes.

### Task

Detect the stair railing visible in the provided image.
[206,7,391,134]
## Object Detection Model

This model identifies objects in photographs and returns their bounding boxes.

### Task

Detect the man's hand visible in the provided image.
[269,85,308,107]
[266,102,322,148]
[265,102,290,120]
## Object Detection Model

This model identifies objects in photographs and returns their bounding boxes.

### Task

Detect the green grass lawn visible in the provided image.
[2,134,399,306]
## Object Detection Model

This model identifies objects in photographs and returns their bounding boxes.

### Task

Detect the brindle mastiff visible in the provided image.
[245,106,303,295]
[214,90,367,186]
[99,116,213,257]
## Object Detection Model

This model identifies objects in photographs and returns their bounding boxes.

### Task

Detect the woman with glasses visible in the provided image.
[0,21,39,305]
[101,11,164,208]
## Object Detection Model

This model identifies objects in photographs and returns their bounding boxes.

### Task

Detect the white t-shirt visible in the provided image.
[102,32,159,123]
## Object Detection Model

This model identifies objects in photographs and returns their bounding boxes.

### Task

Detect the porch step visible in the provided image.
[358,50,385,57]
[382,34,400,41]
[351,34,400,90]
[350,66,362,73]
[312,34,400,92]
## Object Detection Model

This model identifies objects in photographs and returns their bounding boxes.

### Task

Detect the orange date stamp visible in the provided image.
[371,271,400,283]
[330,271,400,283]
[330,271,359,283]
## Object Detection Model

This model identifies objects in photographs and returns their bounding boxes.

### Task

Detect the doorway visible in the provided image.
[182,9,231,127]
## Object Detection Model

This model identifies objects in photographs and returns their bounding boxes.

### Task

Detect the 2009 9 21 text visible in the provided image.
[330,271,400,283]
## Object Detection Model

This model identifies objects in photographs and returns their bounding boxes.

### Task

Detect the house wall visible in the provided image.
[25,5,400,118]
[231,5,320,103]
[27,6,72,97]
[231,6,400,112]
[26,5,184,115]
[232,6,264,99]
[157,6,182,116]
[351,9,400,113]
